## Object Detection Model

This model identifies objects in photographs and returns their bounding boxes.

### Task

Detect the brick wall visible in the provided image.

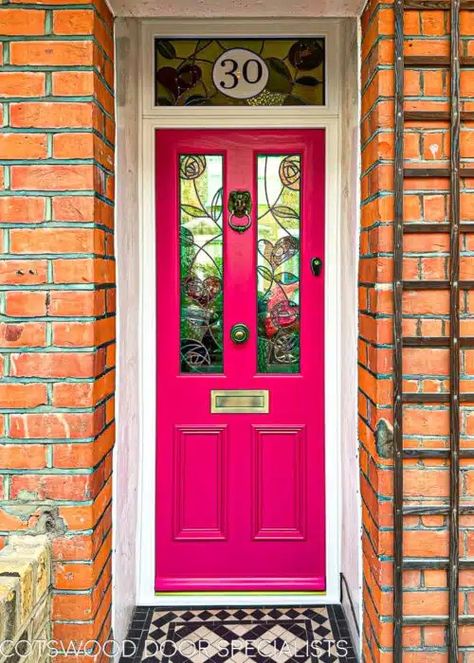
[360,1,474,661]
[0,1,115,659]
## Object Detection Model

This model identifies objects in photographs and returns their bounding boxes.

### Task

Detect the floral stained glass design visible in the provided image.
[257,155,301,374]
[179,155,224,373]
[155,38,325,107]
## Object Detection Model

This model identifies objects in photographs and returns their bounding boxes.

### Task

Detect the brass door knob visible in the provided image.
[230,323,250,344]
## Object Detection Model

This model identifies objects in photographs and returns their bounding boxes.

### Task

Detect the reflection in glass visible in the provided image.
[179,155,223,373]
[257,155,301,373]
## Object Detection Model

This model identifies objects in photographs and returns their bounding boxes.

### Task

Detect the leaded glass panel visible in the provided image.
[155,38,325,107]
[257,155,301,373]
[179,155,224,373]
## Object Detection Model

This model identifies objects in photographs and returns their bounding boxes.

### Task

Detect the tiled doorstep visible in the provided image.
[120,606,358,663]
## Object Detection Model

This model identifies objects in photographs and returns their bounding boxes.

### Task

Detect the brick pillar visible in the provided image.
[0,1,115,659]
[361,1,474,661]
[360,4,395,659]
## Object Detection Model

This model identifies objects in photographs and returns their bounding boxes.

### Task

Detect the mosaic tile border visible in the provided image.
[120,606,357,663]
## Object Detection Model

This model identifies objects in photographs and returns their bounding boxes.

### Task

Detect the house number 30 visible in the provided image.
[212,48,269,100]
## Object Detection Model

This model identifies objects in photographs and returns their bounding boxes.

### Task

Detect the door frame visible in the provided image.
[136,17,345,606]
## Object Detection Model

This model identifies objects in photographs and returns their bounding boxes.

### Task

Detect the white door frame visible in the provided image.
[136,17,344,606]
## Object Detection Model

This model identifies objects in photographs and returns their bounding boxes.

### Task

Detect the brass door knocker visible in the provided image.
[228,190,252,232]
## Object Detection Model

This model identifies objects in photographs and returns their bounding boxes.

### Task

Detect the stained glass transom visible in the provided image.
[155,38,325,107]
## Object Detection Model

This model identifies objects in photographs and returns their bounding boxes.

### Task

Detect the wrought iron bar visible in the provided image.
[449,2,462,660]
[403,449,474,458]
[402,393,474,403]
[393,1,404,660]
[403,337,474,348]
[403,280,474,289]
[404,222,474,232]
[404,167,474,177]
[405,110,474,121]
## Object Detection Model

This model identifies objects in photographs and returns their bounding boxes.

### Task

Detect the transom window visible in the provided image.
[155,37,325,107]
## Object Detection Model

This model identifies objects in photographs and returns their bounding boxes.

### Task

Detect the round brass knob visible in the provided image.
[230,323,250,344]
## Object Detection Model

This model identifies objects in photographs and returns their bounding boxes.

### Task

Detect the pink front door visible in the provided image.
[155,129,325,592]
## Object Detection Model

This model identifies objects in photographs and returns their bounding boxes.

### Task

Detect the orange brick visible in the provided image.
[53,133,93,159]
[0,9,45,35]
[9,410,105,439]
[0,134,46,160]
[10,40,93,66]
[10,102,93,129]
[0,72,45,97]
[0,383,47,408]
[403,348,449,376]
[0,444,46,469]
[421,11,447,36]
[0,260,48,285]
[52,371,114,407]
[10,228,105,255]
[403,407,449,436]
[10,350,105,378]
[53,424,114,469]
[53,317,115,347]
[48,290,106,317]
[5,291,47,317]
[0,322,46,347]
[0,197,45,223]
[53,8,94,34]
[10,474,93,501]
[53,258,115,285]
[52,195,95,222]
[52,71,94,96]
[11,165,94,191]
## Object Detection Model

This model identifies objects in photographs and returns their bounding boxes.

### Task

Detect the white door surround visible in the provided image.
[114,15,360,634]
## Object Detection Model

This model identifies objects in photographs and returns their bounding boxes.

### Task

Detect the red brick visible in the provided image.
[0,322,46,347]
[0,197,45,224]
[10,350,106,378]
[48,290,106,317]
[9,410,105,439]
[10,102,93,129]
[10,40,93,66]
[0,134,47,159]
[0,260,47,285]
[5,291,47,317]
[0,383,47,408]
[0,72,45,98]
[0,9,45,35]
[11,165,94,191]
[0,444,46,469]
[10,228,105,255]
[52,9,94,34]
[53,258,115,284]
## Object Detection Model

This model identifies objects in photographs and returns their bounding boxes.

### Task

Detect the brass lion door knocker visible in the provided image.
[228,190,252,232]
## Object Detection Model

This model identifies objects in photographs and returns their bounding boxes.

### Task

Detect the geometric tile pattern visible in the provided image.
[120,606,357,662]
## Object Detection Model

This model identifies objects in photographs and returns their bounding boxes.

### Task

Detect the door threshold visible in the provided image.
[152,592,336,607]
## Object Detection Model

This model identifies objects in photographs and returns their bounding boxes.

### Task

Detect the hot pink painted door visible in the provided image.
[156,129,325,591]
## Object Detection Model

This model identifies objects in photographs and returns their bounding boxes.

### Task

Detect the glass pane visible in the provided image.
[257,155,301,374]
[155,38,325,107]
[180,155,223,373]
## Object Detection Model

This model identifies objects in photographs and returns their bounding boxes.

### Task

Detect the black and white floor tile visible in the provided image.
[121,606,357,663]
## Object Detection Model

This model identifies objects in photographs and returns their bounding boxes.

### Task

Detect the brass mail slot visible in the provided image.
[211,389,269,414]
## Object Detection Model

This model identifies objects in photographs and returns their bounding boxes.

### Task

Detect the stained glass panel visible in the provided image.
[257,155,301,374]
[155,38,325,107]
[180,155,223,373]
